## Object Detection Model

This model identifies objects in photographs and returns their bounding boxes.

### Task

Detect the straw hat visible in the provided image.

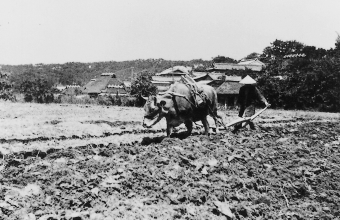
[239,75,256,84]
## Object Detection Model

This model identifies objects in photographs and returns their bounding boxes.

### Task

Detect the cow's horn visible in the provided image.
[142,96,148,100]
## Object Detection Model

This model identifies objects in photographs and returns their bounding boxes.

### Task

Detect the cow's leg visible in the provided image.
[201,117,210,135]
[212,117,219,133]
[184,120,193,136]
[210,110,227,133]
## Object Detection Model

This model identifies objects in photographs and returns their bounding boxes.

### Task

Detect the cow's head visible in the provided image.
[142,95,170,128]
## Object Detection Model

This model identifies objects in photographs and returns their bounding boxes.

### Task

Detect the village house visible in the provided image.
[82,73,128,97]
[210,58,266,72]
[151,66,193,91]
[193,73,242,108]
[214,75,242,108]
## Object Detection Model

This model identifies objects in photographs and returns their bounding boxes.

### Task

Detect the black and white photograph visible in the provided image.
[0,0,339,219]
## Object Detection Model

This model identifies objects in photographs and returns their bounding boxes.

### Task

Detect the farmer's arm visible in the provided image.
[255,87,269,106]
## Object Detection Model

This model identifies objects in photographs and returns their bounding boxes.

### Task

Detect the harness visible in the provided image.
[180,75,207,108]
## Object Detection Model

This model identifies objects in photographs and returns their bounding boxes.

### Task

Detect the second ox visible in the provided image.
[142,82,226,137]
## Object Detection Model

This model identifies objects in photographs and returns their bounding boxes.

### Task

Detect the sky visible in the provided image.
[0,0,339,65]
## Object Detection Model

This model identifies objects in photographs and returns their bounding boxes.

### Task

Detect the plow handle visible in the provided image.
[225,104,271,128]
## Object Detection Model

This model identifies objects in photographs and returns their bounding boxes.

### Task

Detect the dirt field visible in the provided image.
[0,101,339,219]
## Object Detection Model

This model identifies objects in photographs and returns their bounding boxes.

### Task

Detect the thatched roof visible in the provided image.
[107,77,123,86]
[82,76,113,94]
[82,73,131,95]
[215,81,242,95]
[207,80,224,89]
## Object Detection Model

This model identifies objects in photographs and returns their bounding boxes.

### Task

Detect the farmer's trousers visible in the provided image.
[234,104,256,130]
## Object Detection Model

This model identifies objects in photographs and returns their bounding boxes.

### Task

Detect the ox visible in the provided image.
[142,82,226,137]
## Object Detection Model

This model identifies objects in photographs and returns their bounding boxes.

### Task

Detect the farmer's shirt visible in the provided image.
[238,84,267,107]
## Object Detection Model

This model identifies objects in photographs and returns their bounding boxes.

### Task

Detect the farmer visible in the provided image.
[232,75,270,133]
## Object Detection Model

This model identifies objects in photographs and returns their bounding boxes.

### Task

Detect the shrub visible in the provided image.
[0,81,16,101]
[19,77,54,103]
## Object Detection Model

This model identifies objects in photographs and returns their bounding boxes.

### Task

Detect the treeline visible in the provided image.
[209,38,340,112]
[256,38,340,112]
[1,59,212,87]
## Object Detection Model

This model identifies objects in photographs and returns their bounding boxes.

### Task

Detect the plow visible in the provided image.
[224,104,271,128]
[196,104,271,131]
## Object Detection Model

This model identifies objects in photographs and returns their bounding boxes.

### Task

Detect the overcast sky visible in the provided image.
[0,0,339,65]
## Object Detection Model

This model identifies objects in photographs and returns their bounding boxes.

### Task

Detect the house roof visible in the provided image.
[193,73,241,82]
[238,58,265,66]
[152,76,182,82]
[192,72,207,77]
[207,80,224,89]
[214,63,264,72]
[107,77,123,86]
[215,81,242,95]
[214,63,241,70]
[82,76,115,94]
[193,73,214,81]
[213,59,265,71]
[209,73,223,80]
[156,66,191,76]
[224,75,242,82]
[197,80,213,85]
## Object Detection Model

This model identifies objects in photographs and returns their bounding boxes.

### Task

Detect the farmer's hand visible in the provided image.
[265,102,270,107]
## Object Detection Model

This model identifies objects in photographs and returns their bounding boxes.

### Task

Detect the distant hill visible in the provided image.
[0,59,212,86]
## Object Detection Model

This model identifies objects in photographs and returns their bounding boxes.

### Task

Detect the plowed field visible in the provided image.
[0,102,339,219]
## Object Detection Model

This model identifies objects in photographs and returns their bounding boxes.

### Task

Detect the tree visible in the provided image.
[18,70,55,103]
[333,33,340,57]
[0,81,15,101]
[244,52,260,60]
[130,71,157,106]
[212,56,237,63]
[260,39,305,62]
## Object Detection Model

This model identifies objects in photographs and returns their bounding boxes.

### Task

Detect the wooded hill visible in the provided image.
[1,59,212,87]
